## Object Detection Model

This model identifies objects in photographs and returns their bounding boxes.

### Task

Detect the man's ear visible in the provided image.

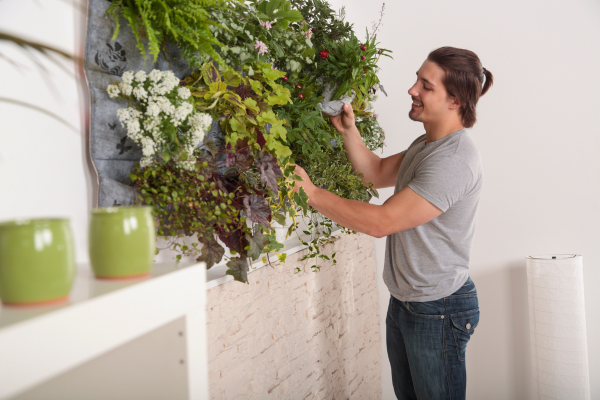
[449,96,462,110]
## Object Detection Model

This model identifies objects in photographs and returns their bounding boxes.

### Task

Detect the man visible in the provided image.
[293,46,493,399]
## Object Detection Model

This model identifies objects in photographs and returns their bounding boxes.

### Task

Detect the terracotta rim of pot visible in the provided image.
[2,295,70,307]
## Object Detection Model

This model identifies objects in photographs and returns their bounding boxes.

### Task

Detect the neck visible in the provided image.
[423,119,464,144]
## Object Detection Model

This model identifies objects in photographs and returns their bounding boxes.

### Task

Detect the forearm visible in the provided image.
[341,126,383,185]
[307,186,385,238]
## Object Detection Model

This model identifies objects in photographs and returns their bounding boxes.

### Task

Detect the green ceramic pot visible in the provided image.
[89,206,155,279]
[0,219,76,306]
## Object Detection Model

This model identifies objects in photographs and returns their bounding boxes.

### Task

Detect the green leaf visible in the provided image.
[293,186,309,215]
[264,231,285,252]
[272,212,286,225]
[226,256,249,283]
[245,229,269,261]
[277,253,287,263]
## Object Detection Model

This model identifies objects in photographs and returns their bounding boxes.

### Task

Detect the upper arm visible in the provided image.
[372,156,474,237]
[374,186,443,237]
[373,151,405,189]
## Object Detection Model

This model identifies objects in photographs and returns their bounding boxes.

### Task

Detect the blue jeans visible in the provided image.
[386,276,479,400]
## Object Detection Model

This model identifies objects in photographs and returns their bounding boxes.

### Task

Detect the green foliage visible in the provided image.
[289,0,353,57]
[208,0,314,77]
[105,0,234,68]
[111,0,393,283]
[130,144,290,282]
[316,29,392,101]
[356,114,387,152]
[183,61,293,159]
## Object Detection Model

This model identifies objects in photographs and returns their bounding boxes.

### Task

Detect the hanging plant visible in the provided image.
[316,29,392,103]
[102,0,393,281]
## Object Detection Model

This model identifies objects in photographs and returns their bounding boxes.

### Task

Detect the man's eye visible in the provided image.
[424,87,431,91]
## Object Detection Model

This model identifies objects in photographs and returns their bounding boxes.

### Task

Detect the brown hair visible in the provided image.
[427,46,494,128]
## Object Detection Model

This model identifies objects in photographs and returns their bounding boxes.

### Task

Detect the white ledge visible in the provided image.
[205,228,343,289]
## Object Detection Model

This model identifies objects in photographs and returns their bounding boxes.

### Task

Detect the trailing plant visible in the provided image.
[271,71,382,270]
[105,0,235,68]
[129,139,309,283]
[356,112,387,151]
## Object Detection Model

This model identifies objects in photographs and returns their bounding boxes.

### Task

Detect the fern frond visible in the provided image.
[105,0,230,68]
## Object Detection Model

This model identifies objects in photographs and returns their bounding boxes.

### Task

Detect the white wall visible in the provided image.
[330,0,600,398]
[0,0,93,264]
[2,1,600,399]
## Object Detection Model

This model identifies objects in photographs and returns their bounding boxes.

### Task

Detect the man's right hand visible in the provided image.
[329,103,356,136]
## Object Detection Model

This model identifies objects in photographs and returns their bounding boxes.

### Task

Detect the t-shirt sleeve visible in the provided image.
[407,156,473,212]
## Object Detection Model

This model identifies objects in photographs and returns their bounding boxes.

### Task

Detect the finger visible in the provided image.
[345,104,354,116]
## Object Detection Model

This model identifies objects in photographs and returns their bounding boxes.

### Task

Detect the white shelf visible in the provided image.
[0,228,343,399]
[0,261,208,400]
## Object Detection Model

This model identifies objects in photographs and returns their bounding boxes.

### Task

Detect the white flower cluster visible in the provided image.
[108,69,212,171]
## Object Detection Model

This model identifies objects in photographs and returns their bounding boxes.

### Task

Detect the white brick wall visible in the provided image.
[206,233,382,400]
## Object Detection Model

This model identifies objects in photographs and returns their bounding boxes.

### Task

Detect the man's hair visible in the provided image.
[427,46,494,128]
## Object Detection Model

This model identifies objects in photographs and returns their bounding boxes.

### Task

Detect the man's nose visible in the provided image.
[408,84,417,96]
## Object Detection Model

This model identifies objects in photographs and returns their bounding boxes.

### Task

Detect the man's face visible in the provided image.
[408,60,458,124]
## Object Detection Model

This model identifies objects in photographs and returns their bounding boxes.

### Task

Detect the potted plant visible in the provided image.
[315,29,392,116]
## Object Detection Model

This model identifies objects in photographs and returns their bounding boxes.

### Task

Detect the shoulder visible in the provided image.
[408,133,426,148]
[450,132,483,178]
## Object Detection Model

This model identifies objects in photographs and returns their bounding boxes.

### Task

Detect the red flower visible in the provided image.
[297,84,302,89]
[298,93,304,99]
[360,45,367,51]
[361,55,366,61]
[378,49,382,54]
[282,75,288,81]
[319,50,329,59]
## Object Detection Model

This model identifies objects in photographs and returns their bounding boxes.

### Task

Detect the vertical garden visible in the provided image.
[103,0,391,282]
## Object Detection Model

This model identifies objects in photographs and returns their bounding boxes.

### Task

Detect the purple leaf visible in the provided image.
[234,146,254,170]
[255,151,282,193]
[243,194,271,229]
[197,235,225,269]
[256,130,266,149]
[218,228,243,253]
[225,151,236,168]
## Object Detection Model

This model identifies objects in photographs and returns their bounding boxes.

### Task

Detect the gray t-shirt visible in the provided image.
[383,128,483,302]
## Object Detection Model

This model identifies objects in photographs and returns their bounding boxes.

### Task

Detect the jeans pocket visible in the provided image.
[450,309,480,361]
[404,299,445,319]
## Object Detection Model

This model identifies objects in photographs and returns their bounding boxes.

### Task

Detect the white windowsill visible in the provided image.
[206,228,343,289]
